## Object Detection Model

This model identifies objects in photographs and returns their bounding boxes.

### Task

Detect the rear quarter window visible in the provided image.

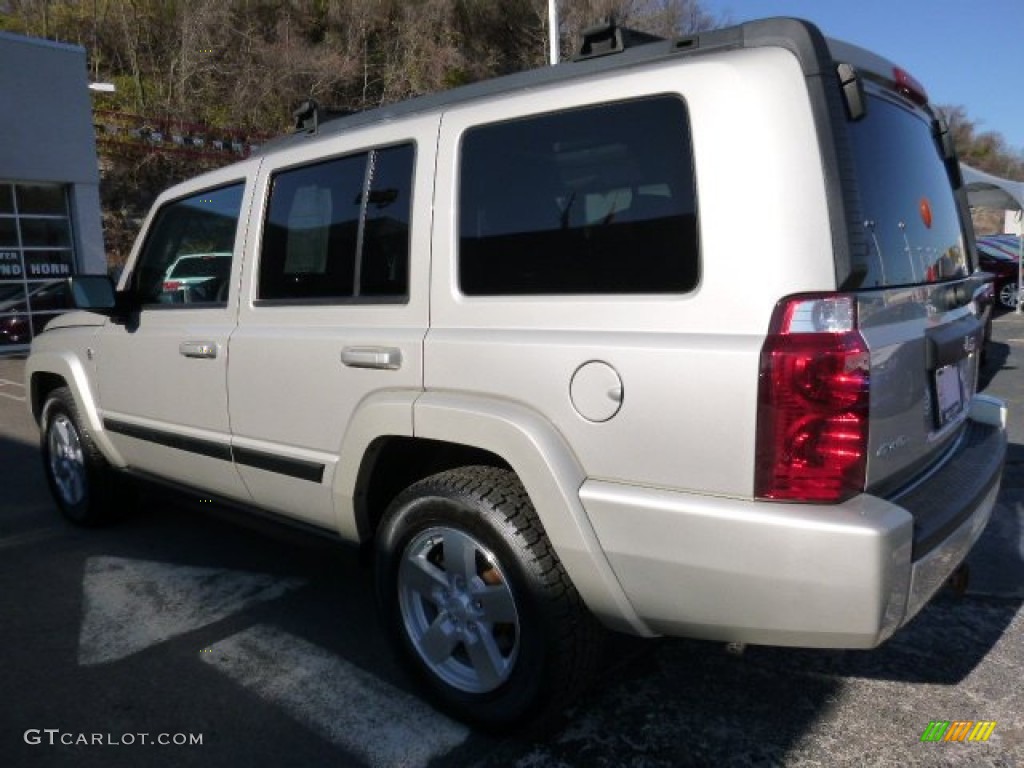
[458,95,699,296]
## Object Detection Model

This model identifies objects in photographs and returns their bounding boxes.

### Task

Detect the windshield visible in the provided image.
[847,94,968,288]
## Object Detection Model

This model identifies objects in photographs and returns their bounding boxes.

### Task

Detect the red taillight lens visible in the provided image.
[755,296,869,503]
[163,280,182,291]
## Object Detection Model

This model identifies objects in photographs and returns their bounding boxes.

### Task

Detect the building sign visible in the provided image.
[0,250,22,277]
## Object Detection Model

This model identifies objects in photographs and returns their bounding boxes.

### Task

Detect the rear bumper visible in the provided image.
[583,407,1006,648]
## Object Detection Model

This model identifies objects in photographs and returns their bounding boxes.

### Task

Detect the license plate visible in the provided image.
[934,363,964,427]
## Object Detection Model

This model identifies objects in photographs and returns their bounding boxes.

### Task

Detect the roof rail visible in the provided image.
[292,99,359,134]
[575,17,665,61]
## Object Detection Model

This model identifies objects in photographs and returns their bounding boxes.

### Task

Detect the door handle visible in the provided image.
[341,346,402,370]
[179,341,218,359]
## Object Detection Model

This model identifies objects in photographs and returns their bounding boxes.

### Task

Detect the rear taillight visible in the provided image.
[163,280,182,291]
[755,295,870,503]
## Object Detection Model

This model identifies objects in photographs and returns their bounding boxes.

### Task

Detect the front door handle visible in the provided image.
[179,341,218,359]
[341,346,402,370]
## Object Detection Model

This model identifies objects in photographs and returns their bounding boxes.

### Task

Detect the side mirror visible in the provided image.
[68,275,116,310]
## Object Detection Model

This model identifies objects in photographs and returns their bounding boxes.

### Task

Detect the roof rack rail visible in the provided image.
[575,17,665,61]
[292,99,359,134]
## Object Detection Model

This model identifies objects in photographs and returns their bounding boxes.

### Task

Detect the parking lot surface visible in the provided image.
[1,315,1023,767]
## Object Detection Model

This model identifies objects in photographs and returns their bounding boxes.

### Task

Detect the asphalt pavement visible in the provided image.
[0,315,1022,767]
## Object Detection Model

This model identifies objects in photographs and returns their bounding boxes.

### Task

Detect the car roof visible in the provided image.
[255,16,842,158]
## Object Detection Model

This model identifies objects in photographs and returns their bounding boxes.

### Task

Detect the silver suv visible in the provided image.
[26,18,1006,731]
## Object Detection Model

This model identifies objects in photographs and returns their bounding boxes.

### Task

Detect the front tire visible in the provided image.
[375,466,603,732]
[40,386,124,526]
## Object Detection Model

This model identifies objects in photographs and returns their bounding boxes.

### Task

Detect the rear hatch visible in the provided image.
[835,51,985,498]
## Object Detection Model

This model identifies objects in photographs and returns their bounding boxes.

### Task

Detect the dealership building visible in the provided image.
[0,31,105,349]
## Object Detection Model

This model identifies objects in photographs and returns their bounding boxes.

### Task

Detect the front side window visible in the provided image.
[258,143,414,302]
[132,183,244,306]
[459,96,699,296]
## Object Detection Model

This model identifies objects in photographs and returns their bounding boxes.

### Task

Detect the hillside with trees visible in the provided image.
[1,1,1020,257]
[938,104,1024,234]
[1,0,722,263]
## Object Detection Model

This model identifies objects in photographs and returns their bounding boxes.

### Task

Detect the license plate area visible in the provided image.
[933,362,964,428]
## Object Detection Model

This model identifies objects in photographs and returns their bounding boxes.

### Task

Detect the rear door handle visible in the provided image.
[179,341,218,359]
[341,346,402,370]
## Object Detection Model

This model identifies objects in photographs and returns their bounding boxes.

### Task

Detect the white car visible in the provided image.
[159,251,232,303]
[27,17,1006,731]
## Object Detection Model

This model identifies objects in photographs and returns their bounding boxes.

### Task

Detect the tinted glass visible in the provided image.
[16,185,67,215]
[24,280,72,311]
[0,218,16,247]
[0,283,27,308]
[260,154,365,300]
[360,144,414,297]
[459,96,699,295]
[0,186,12,214]
[133,183,243,305]
[259,143,414,301]
[20,218,71,248]
[848,96,968,288]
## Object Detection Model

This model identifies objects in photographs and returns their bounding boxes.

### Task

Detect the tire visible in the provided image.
[40,386,125,526]
[375,466,604,732]
[998,283,1019,309]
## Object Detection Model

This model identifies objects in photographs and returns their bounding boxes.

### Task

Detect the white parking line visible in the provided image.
[78,557,306,665]
[202,624,468,766]
[0,378,26,400]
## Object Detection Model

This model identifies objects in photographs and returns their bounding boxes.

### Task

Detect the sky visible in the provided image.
[703,0,1024,154]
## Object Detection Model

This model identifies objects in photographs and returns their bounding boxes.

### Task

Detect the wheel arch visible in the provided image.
[409,392,650,636]
[26,351,126,467]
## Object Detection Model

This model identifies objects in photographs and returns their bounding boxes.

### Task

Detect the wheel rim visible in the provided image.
[999,284,1019,308]
[397,526,520,693]
[47,413,86,507]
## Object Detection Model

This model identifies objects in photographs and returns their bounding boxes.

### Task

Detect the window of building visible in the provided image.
[459,96,699,296]
[258,143,414,303]
[0,182,76,347]
[131,183,244,306]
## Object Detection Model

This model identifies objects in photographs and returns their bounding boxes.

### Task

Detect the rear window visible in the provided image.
[458,95,699,296]
[847,95,968,288]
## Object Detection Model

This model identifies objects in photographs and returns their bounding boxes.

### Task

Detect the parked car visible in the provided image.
[160,251,232,303]
[976,236,1021,309]
[26,17,1006,731]
[0,280,71,344]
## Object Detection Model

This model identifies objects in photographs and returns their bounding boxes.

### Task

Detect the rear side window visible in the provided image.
[459,96,699,296]
[848,95,968,288]
[259,143,414,302]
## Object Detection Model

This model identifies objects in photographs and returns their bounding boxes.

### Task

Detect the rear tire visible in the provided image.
[375,466,603,732]
[40,387,126,526]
